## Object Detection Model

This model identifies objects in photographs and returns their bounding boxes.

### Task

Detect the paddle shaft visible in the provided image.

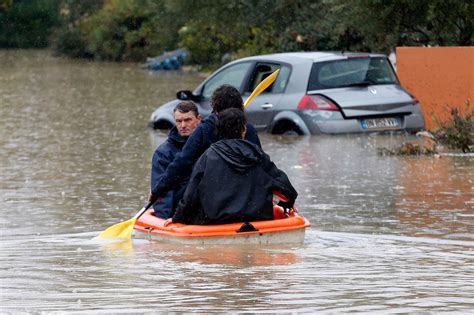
[134,200,154,220]
[243,68,280,108]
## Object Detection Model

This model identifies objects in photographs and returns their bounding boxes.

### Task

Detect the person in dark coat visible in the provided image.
[164,108,297,226]
[151,101,201,218]
[149,84,261,205]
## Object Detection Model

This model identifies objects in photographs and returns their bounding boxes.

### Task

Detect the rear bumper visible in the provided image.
[299,109,425,135]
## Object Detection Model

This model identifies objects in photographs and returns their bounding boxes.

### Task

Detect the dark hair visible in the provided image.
[173,101,199,116]
[216,108,247,139]
[211,84,244,113]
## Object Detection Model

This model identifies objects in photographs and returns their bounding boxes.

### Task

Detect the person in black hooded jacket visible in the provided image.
[164,108,297,226]
[149,85,261,206]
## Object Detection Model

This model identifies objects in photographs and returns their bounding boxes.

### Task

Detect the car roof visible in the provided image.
[235,51,387,64]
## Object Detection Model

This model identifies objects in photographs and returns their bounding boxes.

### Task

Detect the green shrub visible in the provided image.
[52,0,181,62]
[50,0,102,58]
[0,0,60,48]
[52,26,89,58]
[433,102,473,153]
[178,22,241,67]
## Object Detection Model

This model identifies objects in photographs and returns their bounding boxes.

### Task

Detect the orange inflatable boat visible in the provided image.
[133,206,311,245]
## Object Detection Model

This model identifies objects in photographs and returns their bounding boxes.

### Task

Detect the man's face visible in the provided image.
[174,111,201,137]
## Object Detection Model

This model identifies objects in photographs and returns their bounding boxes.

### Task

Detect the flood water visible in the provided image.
[1,50,473,313]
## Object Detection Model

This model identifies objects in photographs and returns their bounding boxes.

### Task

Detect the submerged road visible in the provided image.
[1,50,473,313]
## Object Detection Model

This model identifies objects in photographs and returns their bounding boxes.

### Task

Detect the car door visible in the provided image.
[196,61,253,116]
[242,63,291,130]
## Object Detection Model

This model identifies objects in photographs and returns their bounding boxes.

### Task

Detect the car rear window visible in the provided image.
[308,57,398,90]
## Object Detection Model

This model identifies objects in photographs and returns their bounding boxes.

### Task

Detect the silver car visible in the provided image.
[149,52,425,135]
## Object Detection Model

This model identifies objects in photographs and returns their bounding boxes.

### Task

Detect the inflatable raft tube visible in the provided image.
[133,206,311,245]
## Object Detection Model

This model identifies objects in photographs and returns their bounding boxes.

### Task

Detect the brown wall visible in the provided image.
[396,47,474,130]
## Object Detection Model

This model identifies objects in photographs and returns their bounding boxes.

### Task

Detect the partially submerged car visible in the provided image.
[149,52,425,135]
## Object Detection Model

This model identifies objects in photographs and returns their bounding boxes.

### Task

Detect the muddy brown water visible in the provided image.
[1,50,473,313]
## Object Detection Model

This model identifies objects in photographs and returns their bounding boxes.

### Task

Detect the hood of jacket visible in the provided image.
[167,126,187,148]
[210,139,264,173]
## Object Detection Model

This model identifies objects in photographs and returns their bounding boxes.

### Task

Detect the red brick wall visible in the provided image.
[396,47,474,130]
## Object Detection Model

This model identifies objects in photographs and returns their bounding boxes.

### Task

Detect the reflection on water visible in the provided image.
[1,50,473,313]
[395,157,473,240]
[2,231,472,312]
[264,134,473,240]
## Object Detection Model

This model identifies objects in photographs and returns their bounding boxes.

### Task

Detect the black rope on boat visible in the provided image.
[236,222,258,233]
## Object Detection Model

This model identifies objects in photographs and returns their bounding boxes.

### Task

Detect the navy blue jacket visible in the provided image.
[172,139,297,225]
[151,113,261,198]
[151,127,188,218]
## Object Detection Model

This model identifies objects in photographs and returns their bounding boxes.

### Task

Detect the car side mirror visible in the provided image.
[176,90,200,102]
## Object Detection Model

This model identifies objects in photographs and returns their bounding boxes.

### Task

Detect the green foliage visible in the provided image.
[346,0,473,53]
[52,0,182,61]
[84,1,151,61]
[50,0,102,58]
[5,0,473,66]
[0,0,60,48]
[178,22,243,66]
[0,0,13,11]
[171,0,252,66]
[52,26,89,58]
[433,103,474,153]
[171,0,346,65]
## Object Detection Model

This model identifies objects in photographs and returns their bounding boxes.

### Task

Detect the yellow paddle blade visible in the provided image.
[244,68,280,108]
[97,217,137,239]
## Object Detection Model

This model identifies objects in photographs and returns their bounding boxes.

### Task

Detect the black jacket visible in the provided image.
[150,127,188,218]
[151,113,261,198]
[172,139,297,225]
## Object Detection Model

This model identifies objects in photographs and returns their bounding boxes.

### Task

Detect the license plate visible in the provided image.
[361,117,400,129]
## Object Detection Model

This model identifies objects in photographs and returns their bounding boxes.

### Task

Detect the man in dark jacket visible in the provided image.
[149,84,261,205]
[164,108,297,225]
[151,101,201,218]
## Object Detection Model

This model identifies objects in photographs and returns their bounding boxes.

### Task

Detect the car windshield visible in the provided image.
[201,62,252,100]
[308,57,398,90]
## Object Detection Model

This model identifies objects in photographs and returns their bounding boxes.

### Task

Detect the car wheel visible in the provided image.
[271,120,302,135]
[282,129,300,136]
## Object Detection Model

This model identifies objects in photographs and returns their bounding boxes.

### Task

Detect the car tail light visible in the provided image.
[298,94,340,111]
[406,92,420,106]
